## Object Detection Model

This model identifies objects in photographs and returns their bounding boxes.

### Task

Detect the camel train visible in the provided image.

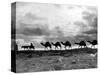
[21,40,97,50]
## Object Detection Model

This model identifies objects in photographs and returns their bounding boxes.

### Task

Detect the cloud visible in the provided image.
[74,34,97,42]
[22,27,50,36]
[83,29,97,35]
[25,13,46,21]
[15,2,97,49]
[54,4,61,8]
[17,13,47,25]
[74,21,88,32]
[82,11,97,28]
[91,17,97,28]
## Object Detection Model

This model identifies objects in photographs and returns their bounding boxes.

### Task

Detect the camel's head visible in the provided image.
[40,42,43,44]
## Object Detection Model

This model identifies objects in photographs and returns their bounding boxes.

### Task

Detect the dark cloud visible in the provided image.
[74,34,97,42]
[82,11,97,28]
[73,20,97,42]
[87,6,97,12]
[91,17,97,28]
[54,4,61,8]
[67,5,82,9]
[74,21,87,31]
[53,26,64,37]
[81,11,97,41]
[83,29,97,35]
[67,6,75,9]
[21,27,50,36]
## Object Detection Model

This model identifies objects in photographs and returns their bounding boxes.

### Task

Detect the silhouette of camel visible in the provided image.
[21,45,29,50]
[40,41,52,50]
[61,41,71,50]
[51,42,61,50]
[29,43,35,50]
[74,41,87,48]
[87,40,97,48]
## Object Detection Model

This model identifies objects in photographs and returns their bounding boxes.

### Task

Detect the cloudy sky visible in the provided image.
[12,2,97,49]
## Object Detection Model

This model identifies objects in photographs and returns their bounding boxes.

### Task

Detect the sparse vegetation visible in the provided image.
[14,48,97,73]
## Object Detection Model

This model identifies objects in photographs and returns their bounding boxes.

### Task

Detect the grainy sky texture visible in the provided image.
[13,2,97,49]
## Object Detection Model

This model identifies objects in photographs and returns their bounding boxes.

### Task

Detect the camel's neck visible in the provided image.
[61,42,65,45]
[52,43,55,45]
[41,43,45,46]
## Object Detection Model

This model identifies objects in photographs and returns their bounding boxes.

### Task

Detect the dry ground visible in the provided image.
[15,48,97,73]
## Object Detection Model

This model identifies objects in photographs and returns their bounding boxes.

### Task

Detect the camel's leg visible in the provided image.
[64,46,66,50]
[58,47,59,50]
[47,47,49,50]
[47,47,48,50]
[56,47,58,50]
[78,46,79,48]
[50,47,52,50]
[91,45,93,49]
[93,45,94,49]
[57,47,59,50]
[55,47,56,50]
[45,47,46,50]
[59,47,60,50]
[85,46,87,48]
[69,46,70,49]
[49,47,51,50]
[65,46,66,50]
[93,45,95,49]
[66,46,67,50]
[70,46,71,49]
[44,47,45,50]
[80,46,81,48]
[59,47,61,50]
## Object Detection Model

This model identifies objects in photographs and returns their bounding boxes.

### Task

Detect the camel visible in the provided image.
[87,40,97,48]
[61,41,71,50]
[51,42,61,50]
[40,41,52,50]
[21,43,35,50]
[74,41,87,48]
[21,45,29,50]
[29,43,35,50]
